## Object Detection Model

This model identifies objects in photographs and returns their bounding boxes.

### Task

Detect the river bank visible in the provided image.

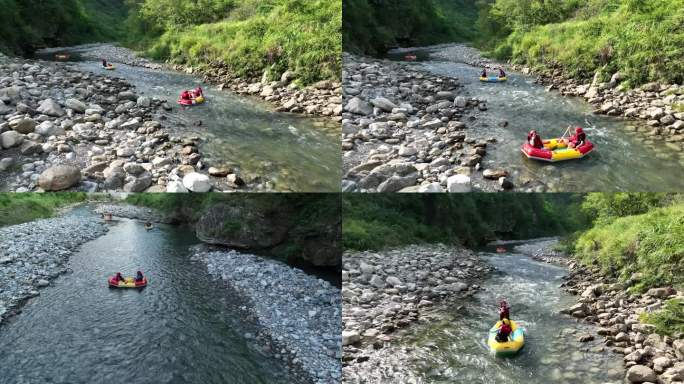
[0,50,256,193]
[342,53,513,192]
[517,65,684,150]
[43,43,343,120]
[0,208,108,327]
[561,263,684,384]
[342,244,492,381]
[369,43,684,192]
[431,44,684,148]
[192,248,342,384]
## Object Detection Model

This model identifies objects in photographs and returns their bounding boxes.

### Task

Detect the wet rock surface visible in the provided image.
[192,248,342,384]
[342,53,505,192]
[561,263,684,384]
[0,209,108,327]
[0,51,236,192]
[342,244,492,381]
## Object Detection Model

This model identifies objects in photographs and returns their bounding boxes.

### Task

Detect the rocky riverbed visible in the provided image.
[433,43,684,149]
[511,237,571,266]
[341,244,492,382]
[37,43,163,70]
[94,203,167,224]
[191,248,342,384]
[561,263,684,384]
[0,51,255,193]
[0,208,108,327]
[171,64,342,120]
[342,53,512,192]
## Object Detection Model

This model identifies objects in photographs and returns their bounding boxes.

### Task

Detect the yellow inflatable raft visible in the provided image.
[488,320,524,356]
[480,76,507,83]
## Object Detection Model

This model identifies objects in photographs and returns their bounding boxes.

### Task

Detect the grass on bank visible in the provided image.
[0,193,89,226]
[129,0,341,85]
[640,298,684,337]
[573,203,684,292]
[487,0,684,86]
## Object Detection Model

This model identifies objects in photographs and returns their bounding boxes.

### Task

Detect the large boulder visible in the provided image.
[38,165,81,191]
[10,118,36,134]
[370,97,398,112]
[625,365,656,383]
[65,98,87,113]
[182,172,212,192]
[345,97,373,115]
[1,130,23,148]
[37,98,65,117]
[123,173,152,192]
[35,121,65,137]
[447,174,471,193]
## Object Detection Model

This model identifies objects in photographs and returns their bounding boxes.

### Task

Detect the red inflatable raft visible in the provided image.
[522,138,594,162]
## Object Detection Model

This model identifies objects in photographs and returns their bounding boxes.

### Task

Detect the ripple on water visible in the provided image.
[396,252,624,384]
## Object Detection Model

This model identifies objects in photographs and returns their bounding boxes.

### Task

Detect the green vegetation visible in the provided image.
[0,193,89,226]
[479,0,684,86]
[126,193,340,266]
[125,0,341,84]
[640,299,684,337]
[0,0,127,55]
[343,194,584,251]
[573,199,684,292]
[343,0,480,56]
[345,0,684,86]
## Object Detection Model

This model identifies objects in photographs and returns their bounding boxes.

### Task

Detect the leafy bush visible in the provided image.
[574,203,684,290]
[482,0,684,85]
[126,0,341,84]
[640,299,684,337]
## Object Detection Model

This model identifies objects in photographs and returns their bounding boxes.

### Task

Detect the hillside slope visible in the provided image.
[343,0,480,55]
[0,0,127,55]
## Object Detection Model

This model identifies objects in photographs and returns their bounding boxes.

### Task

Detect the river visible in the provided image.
[35,48,341,192]
[363,244,624,383]
[388,45,684,192]
[0,207,299,384]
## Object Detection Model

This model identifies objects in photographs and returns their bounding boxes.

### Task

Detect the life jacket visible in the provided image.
[499,323,512,336]
[180,91,191,100]
[499,69,506,77]
[571,128,586,146]
[115,273,124,281]
[195,87,203,96]
[481,69,487,77]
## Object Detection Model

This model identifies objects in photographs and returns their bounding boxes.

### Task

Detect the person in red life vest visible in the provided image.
[527,130,544,149]
[567,127,586,148]
[496,318,513,342]
[134,271,144,283]
[193,86,203,98]
[498,67,506,78]
[180,90,192,102]
[114,272,125,282]
[499,299,511,320]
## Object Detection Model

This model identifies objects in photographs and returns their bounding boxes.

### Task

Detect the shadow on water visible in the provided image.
[33,50,341,192]
[0,208,296,384]
[399,249,623,384]
[388,47,684,192]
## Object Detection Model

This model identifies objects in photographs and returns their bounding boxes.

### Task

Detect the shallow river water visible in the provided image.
[390,46,684,192]
[0,208,296,384]
[396,247,623,384]
[37,49,341,192]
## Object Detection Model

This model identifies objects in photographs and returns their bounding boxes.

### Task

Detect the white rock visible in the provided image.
[182,172,212,192]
